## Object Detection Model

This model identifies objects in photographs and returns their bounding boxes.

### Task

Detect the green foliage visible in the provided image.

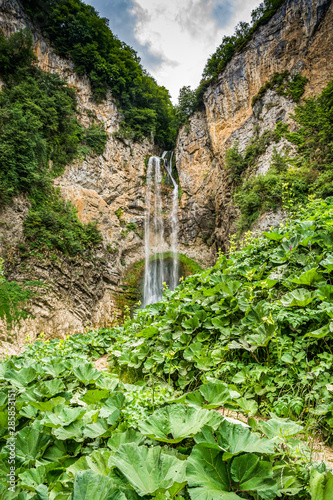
[232,78,333,231]
[174,86,197,126]
[252,71,308,107]
[4,199,333,495]
[0,30,103,254]
[201,1,285,86]
[0,258,40,329]
[82,123,108,155]
[25,0,177,148]
[24,190,102,255]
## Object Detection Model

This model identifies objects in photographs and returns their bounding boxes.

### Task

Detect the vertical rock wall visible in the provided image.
[176,0,333,252]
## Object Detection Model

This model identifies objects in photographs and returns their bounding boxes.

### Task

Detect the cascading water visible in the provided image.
[142,153,180,306]
[163,152,179,290]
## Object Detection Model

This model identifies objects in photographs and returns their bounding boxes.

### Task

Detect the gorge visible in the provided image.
[0,0,332,352]
[1,0,333,497]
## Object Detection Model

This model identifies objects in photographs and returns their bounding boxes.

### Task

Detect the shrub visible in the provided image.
[82,123,108,155]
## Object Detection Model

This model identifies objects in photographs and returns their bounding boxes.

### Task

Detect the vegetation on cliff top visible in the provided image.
[25,0,177,148]
[175,0,287,122]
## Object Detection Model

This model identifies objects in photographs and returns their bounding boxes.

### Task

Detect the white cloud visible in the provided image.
[84,0,262,102]
[130,0,261,102]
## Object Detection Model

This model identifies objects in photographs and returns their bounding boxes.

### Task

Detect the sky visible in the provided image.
[82,0,262,103]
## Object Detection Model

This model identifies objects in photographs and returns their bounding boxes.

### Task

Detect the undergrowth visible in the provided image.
[3,197,333,498]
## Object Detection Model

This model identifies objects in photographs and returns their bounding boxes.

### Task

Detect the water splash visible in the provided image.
[143,154,179,306]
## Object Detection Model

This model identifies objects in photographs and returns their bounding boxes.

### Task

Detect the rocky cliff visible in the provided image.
[176,0,333,252]
[1,0,332,352]
[0,0,213,353]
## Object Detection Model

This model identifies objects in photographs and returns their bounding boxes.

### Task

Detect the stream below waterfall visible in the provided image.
[142,153,181,306]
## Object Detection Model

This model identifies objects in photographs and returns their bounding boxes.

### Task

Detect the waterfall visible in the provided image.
[143,153,179,306]
[164,152,179,290]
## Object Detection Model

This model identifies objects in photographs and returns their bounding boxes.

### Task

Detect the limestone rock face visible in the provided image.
[0,0,158,351]
[175,0,333,252]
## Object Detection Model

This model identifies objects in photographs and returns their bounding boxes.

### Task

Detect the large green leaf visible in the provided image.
[41,407,85,428]
[280,288,316,307]
[109,443,186,496]
[194,420,275,460]
[259,417,303,440]
[73,364,102,384]
[309,469,333,500]
[2,367,37,387]
[138,404,223,443]
[291,268,318,285]
[263,231,284,241]
[182,316,200,331]
[320,256,333,273]
[80,389,109,405]
[68,450,112,477]
[85,418,111,438]
[19,465,46,491]
[107,430,145,451]
[73,470,126,500]
[186,446,239,500]
[136,326,159,338]
[29,397,66,412]
[15,427,50,462]
[304,323,333,339]
[198,383,240,409]
[230,453,277,496]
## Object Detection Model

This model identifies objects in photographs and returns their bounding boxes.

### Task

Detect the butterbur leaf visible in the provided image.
[186,447,239,500]
[80,389,109,404]
[109,443,186,496]
[199,382,240,409]
[15,427,50,461]
[73,364,102,384]
[309,468,333,500]
[259,417,303,440]
[230,453,277,496]
[35,484,49,500]
[320,256,333,273]
[3,367,37,387]
[53,420,85,441]
[291,268,318,285]
[195,420,275,460]
[304,323,333,339]
[41,407,85,428]
[316,285,333,301]
[83,419,109,439]
[182,316,200,331]
[19,465,46,491]
[138,404,223,443]
[235,398,258,417]
[280,288,316,307]
[30,397,65,412]
[73,470,127,500]
[136,326,159,338]
[263,232,284,241]
[107,430,146,451]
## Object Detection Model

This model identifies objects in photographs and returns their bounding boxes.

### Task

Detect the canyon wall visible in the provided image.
[0,0,213,353]
[176,0,333,252]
